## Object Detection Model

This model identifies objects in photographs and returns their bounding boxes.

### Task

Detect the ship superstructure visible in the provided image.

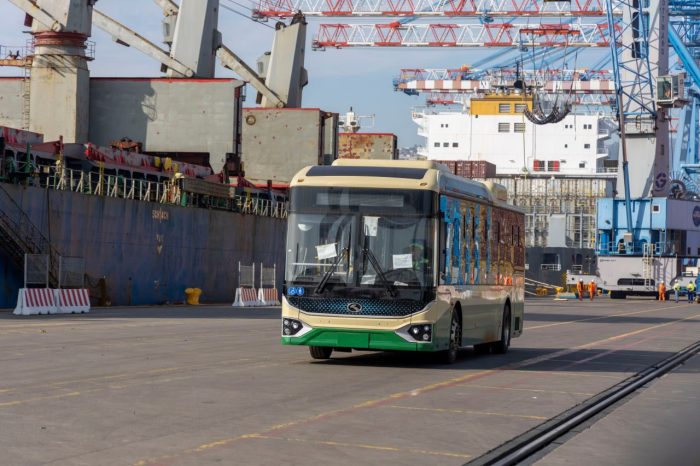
[414,94,616,175]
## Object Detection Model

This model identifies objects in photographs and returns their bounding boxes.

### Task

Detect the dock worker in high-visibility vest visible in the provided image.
[588,280,596,301]
[673,281,682,303]
[658,281,666,301]
[686,281,696,303]
[576,279,584,301]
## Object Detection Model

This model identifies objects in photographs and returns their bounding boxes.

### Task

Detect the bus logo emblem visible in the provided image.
[347,303,363,313]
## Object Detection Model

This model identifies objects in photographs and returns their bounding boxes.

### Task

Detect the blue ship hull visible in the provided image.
[0,184,286,308]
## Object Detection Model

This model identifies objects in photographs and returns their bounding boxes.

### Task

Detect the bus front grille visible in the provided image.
[287,297,425,317]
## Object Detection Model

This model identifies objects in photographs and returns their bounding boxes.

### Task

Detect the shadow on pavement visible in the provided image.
[306,345,700,375]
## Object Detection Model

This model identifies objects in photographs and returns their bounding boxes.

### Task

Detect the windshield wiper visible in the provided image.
[363,248,397,298]
[315,248,349,294]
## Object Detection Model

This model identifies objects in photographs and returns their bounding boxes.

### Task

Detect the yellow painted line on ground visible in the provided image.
[0,391,82,408]
[526,302,693,331]
[0,358,310,409]
[0,366,184,394]
[245,433,473,459]
[387,404,548,420]
[522,370,621,380]
[0,322,88,330]
[644,395,700,403]
[0,320,191,336]
[0,357,253,393]
[133,310,700,466]
[455,384,595,397]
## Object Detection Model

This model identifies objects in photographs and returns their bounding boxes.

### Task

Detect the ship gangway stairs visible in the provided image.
[0,185,59,287]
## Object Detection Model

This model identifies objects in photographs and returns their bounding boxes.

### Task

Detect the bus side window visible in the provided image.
[439,214,447,284]
[451,215,462,284]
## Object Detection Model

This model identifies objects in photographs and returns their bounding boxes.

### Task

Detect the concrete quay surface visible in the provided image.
[0,298,699,466]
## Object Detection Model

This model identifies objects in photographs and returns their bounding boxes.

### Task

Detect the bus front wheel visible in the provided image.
[309,346,333,360]
[491,304,511,355]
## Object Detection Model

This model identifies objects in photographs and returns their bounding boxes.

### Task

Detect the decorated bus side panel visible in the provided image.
[438,195,525,338]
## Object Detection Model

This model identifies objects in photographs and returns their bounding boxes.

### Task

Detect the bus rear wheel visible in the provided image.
[442,309,461,364]
[491,304,511,355]
[309,346,333,360]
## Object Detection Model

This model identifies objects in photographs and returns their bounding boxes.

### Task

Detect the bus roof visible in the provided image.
[290,159,513,207]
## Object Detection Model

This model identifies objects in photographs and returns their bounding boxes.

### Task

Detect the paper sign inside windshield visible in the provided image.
[361,274,376,285]
[316,243,337,260]
[363,217,379,237]
[393,254,413,269]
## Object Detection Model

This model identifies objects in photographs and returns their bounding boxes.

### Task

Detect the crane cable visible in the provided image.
[220,0,276,30]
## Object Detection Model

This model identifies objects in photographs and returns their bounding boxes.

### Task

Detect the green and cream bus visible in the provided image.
[281,159,525,363]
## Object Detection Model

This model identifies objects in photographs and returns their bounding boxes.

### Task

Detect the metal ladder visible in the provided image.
[642,243,655,289]
[21,63,30,130]
[0,184,59,286]
[20,38,34,130]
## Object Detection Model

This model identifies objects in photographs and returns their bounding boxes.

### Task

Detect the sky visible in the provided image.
[0,0,608,147]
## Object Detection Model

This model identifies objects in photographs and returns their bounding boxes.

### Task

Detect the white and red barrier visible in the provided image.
[55,289,90,314]
[14,288,57,315]
[258,288,280,306]
[232,287,261,307]
[13,288,91,316]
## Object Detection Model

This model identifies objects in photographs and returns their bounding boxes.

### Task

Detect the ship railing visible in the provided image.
[43,167,288,219]
[48,169,167,203]
[596,241,676,256]
[540,263,562,271]
[237,195,288,219]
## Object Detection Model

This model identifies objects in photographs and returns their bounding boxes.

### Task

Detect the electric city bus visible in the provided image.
[281,159,525,363]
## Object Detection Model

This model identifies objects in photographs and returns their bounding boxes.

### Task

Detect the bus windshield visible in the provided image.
[285,188,435,296]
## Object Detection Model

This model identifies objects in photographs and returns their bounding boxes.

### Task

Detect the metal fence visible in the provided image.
[24,254,49,288]
[239,262,256,288]
[59,256,85,288]
[260,263,276,289]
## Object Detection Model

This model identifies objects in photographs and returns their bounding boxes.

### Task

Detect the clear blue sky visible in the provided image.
[0,1,606,147]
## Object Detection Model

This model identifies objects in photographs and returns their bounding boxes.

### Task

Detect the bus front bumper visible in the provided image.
[282,327,440,352]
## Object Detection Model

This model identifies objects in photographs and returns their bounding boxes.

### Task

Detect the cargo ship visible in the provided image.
[412,93,617,287]
[0,124,290,308]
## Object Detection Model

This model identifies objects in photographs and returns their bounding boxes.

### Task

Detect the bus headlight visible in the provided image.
[397,323,432,343]
[282,318,312,337]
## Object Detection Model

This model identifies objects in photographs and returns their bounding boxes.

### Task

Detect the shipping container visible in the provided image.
[471,160,497,178]
[337,133,398,160]
[241,108,338,185]
[432,160,496,179]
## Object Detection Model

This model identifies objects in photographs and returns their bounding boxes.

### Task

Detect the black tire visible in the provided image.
[442,309,461,364]
[491,304,512,355]
[473,343,491,355]
[610,291,624,300]
[309,346,333,360]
